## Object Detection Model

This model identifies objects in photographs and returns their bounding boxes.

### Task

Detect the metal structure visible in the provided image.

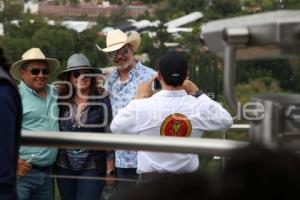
[201,10,300,147]
[250,93,300,148]
[165,11,203,29]
[21,124,249,156]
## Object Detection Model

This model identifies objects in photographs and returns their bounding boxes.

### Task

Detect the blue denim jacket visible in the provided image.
[56,95,113,170]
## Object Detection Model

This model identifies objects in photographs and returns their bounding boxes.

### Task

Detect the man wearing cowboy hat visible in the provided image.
[96,29,156,198]
[10,48,60,200]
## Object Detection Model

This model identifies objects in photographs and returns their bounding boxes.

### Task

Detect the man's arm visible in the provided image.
[194,94,233,131]
[182,80,233,131]
[110,101,139,134]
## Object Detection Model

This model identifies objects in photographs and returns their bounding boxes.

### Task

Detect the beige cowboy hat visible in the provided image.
[10,48,59,80]
[96,29,141,53]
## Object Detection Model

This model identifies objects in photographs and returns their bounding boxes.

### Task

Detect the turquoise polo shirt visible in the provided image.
[19,81,59,167]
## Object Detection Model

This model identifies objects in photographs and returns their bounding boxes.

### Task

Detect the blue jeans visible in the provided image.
[56,166,105,200]
[17,167,53,200]
[115,168,138,200]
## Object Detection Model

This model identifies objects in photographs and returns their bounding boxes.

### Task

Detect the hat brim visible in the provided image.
[10,58,59,80]
[96,31,141,53]
[57,66,102,80]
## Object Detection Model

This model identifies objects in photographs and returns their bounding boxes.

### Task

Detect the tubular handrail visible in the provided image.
[21,124,249,156]
[230,124,250,131]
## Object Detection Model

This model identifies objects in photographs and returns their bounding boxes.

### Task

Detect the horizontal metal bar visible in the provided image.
[229,124,250,131]
[21,129,249,156]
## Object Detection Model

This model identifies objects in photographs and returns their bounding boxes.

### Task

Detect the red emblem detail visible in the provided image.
[160,113,192,137]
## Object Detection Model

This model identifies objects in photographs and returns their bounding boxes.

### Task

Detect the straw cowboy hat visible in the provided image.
[57,53,102,80]
[96,29,141,53]
[10,48,59,80]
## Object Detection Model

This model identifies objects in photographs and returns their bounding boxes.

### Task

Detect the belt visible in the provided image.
[32,165,52,172]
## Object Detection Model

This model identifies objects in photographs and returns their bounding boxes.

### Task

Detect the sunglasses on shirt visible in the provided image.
[107,46,129,59]
[71,71,91,79]
[30,68,50,76]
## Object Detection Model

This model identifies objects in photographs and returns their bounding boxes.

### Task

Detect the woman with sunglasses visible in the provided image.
[55,53,113,200]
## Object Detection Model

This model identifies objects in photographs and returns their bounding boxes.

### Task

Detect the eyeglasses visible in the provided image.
[107,46,129,59]
[30,68,50,76]
[72,71,91,79]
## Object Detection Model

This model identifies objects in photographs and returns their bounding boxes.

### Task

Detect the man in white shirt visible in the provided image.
[110,50,233,178]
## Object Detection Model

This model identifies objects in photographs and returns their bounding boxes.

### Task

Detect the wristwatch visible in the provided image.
[106,170,115,176]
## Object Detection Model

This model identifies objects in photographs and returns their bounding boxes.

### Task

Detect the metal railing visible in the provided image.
[21,124,249,156]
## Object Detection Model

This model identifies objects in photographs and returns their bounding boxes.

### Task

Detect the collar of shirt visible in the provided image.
[70,100,90,124]
[19,81,53,97]
[152,90,188,98]
[108,61,143,85]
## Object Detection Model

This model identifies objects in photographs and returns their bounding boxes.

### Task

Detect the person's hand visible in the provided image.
[106,159,115,186]
[183,80,199,95]
[134,76,156,99]
[105,173,115,186]
[53,82,67,95]
[96,87,106,95]
[96,75,106,95]
[17,158,32,177]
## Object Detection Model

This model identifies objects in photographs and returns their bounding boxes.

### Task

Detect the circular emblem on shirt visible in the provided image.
[160,113,192,137]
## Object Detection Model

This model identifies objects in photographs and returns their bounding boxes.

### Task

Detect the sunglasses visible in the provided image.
[72,71,91,79]
[30,68,50,76]
[107,46,129,59]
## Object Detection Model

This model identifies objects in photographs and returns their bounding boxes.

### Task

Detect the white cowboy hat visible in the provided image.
[96,29,141,53]
[10,48,59,80]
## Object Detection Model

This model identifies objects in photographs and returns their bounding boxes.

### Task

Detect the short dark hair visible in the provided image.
[157,50,188,87]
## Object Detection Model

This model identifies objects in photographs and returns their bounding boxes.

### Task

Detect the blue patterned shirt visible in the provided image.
[105,61,155,168]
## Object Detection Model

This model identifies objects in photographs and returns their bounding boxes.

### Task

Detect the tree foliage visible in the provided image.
[210,0,242,16]
[282,0,300,9]
[0,0,22,21]
[236,59,294,91]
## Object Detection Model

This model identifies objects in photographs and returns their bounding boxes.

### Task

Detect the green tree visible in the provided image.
[138,0,161,3]
[289,58,300,93]
[282,0,300,9]
[69,0,80,5]
[241,0,276,11]
[4,16,48,38]
[142,23,173,68]
[0,36,31,64]
[76,27,110,69]
[0,0,22,21]
[236,59,294,91]
[31,26,76,81]
[210,0,241,17]
[166,0,206,14]
[32,26,76,61]
[235,78,282,104]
